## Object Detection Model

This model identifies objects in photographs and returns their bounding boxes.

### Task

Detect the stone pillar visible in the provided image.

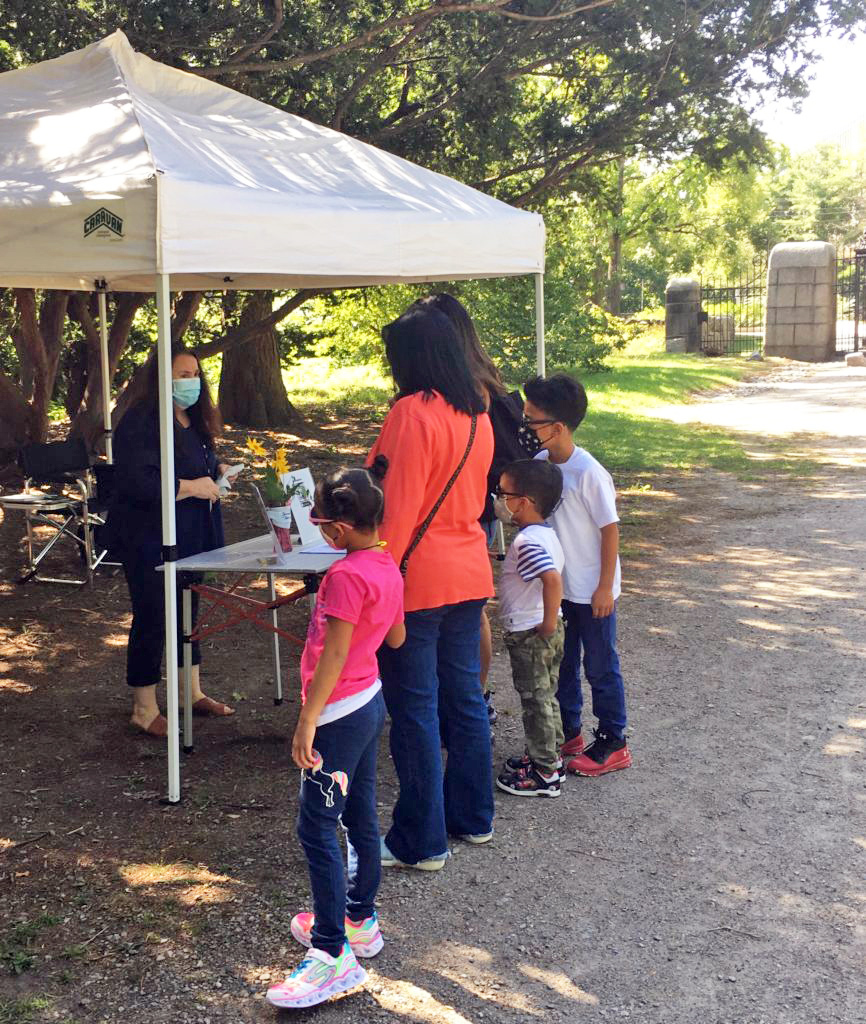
[665,277,701,353]
[765,242,836,361]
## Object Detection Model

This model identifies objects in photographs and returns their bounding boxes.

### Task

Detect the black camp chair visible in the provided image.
[0,439,111,585]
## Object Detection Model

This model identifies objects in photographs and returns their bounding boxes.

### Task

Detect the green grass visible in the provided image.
[567,337,797,478]
[283,333,806,479]
[0,996,52,1024]
[283,357,392,414]
[1,915,60,977]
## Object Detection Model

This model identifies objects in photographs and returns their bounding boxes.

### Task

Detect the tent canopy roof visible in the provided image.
[0,31,544,292]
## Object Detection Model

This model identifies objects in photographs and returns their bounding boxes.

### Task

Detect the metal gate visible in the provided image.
[835,240,866,353]
[699,261,767,355]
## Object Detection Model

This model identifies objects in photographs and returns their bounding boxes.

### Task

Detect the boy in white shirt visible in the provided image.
[520,373,631,777]
[494,459,566,798]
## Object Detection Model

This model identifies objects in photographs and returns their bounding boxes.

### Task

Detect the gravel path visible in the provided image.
[2,364,865,1023]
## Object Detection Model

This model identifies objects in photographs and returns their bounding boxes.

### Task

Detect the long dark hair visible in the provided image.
[414,293,506,400]
[139,346,222,447]
[382,306,486,416]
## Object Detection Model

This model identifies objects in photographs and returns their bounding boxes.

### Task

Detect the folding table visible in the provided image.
[166,534,343,753]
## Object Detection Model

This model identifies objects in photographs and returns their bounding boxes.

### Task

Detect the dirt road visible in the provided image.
[1,365,864,1023]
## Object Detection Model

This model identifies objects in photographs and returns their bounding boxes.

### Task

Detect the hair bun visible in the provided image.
[369,455,389,481]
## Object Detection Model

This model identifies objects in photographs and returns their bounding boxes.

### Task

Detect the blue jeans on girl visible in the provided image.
[378,598,494,864]
[557,599,627,740]
[296,690,386,957]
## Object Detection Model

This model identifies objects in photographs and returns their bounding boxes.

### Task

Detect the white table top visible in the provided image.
[0,491,77,511]
[165,534,344,574]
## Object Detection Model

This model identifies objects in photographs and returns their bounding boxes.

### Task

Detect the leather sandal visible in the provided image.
[191,697,235,717]
[132,713,168,738]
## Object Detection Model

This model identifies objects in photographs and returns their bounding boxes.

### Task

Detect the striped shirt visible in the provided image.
[498,524,564,633]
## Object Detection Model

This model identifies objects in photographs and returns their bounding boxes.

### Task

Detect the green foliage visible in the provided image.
[0,914,60,976]
[0,995,52,1024]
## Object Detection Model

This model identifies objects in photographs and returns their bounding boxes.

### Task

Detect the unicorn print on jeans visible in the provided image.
[303,749,349,808]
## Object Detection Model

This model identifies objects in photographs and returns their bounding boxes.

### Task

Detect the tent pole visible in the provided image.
[534,272,546,376]
[156,274,181,804]
[97,291,113,463]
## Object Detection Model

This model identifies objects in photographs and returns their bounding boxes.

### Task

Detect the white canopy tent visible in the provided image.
[0,31,546,801]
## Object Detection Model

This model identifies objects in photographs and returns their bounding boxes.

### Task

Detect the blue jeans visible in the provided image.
[379,599,494,864]
[557,600,627,740]
[296,690,386,958]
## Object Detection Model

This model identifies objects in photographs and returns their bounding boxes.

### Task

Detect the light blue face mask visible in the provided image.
[172,377,201,410]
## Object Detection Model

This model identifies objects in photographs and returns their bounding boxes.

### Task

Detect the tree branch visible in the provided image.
[331,16,431,133]
[194,0,614,78]
[192,289,322,360]
[172,291,204,344]
[225,0,285,66]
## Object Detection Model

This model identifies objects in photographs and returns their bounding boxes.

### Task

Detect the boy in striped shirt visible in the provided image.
[493,459,566,798]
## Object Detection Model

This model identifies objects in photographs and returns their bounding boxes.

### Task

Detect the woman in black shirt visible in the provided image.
[112,348,237,736]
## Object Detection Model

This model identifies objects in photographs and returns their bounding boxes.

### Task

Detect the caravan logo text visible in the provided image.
[84,208,123,239]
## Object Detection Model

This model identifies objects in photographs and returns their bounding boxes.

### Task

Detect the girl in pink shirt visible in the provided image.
[266,462,405,1011]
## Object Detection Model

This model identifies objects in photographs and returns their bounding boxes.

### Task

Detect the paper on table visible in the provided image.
[302,541,336,554]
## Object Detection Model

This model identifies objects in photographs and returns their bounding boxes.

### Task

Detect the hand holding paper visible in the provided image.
[216,464,245,495]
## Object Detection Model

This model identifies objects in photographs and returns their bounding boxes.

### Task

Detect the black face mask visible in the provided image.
[517,423,544,457]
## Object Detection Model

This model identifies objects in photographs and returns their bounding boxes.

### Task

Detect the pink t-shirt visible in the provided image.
[300,548,404,706]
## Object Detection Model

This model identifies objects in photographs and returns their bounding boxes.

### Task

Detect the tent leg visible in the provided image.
[156,274,181,805]
[535,272,546,376]
[97,291,113,463]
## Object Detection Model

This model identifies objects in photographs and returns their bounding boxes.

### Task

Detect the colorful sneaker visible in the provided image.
[496,763,561,798]
[380,836,448,871]
[566,728,631,777]
[560,733,585,757]
[265,943,367,1009]
[483,690,498,724]
[290,911,384,958]
[504,751,563,774]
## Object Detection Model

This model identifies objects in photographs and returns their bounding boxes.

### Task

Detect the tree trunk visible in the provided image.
[605,157,626,316]
[67,293,148,450]
[218,292,302,429]
[13,288,70,444]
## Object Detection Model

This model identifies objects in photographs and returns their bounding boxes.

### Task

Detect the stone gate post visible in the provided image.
[765,242,836,361]
[665,277,701,353]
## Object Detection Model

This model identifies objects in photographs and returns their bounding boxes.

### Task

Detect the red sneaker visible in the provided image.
[560,733,585,757]
[567,729,631,777]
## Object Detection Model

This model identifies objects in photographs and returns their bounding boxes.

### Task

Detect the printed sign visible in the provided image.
[279,467,319,545]
[83,207,124,240]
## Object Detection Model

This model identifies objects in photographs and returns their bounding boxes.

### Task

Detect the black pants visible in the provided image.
[123,557,201,687]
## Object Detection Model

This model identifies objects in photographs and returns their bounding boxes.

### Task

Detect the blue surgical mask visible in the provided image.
[172,377,201,410]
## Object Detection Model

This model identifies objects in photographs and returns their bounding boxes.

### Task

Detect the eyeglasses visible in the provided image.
[522,416,556,428]
[493,486,533,501]
[309,512,335,525]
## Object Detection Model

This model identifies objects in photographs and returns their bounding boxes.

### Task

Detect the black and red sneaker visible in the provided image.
[504,751,563,775]
[566,728,631,777]
[496,763,561,798]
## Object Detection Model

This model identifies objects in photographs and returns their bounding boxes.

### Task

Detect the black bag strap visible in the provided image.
[400,414,478,577]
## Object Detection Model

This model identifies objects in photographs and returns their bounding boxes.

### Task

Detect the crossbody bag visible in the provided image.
[399,413,478,577]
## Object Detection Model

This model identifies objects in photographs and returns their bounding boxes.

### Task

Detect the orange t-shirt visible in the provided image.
[367,391,494,613]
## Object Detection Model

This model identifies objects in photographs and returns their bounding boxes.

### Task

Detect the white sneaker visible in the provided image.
[265,943,367,1009]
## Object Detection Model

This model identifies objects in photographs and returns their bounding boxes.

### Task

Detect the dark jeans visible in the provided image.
[296,690,386,958]
[379,598,494,863]
[557,599,627,740]
[122,556,201,687]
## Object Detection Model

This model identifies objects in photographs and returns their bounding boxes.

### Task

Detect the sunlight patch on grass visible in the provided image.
[283,358,391,414]
[283,338,809,480]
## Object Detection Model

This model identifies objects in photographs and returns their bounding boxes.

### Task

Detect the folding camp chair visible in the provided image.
[0,439,111,585]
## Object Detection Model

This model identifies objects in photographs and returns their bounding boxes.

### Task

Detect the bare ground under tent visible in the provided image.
[1,370,865,1023]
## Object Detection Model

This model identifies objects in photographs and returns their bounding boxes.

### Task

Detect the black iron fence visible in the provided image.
[834,244,866,353]
[699,262,767,355]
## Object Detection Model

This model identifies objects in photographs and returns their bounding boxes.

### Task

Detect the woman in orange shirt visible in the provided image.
[369,304,495,869]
